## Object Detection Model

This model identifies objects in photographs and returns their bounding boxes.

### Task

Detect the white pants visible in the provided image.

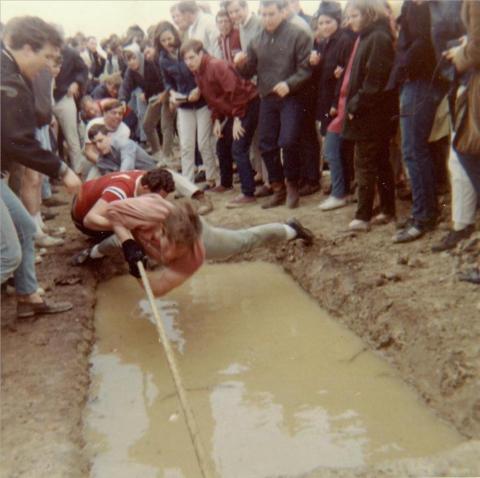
[53,95,87,173]
[449,147,477,230]
[177,106,217,183]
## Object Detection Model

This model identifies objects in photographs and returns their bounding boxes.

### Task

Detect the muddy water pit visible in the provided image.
[84,262,464,477]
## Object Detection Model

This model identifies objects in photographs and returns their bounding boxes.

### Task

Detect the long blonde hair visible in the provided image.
[347,0,388,30]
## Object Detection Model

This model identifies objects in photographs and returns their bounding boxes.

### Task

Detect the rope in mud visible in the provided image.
[138,261,212,478]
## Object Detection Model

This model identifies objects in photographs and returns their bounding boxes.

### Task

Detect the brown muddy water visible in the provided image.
[84,262,463,478]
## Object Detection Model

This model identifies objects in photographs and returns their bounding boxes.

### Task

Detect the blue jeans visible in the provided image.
[324,132,346,198]
[456,149,480,196]
[258,95,304,182]
[0,181,38,294]
[400,80,441,223]
[216,98,259,196]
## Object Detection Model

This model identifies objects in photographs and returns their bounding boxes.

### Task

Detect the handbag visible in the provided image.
[454,70,480,155]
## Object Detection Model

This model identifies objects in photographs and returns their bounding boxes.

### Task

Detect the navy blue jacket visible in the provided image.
[119,57,165,102]
[158,49,206,109]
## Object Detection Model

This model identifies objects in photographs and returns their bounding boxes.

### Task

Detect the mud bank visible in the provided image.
[1,186,479,477]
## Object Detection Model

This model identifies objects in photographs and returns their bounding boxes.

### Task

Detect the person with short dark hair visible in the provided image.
[311,1,356,210]
[234,0,313,208]
[1,16,81,318]
[182,39,259,208]
[177,0,222,57]
[87,124,156,174]
[84,100,131,178]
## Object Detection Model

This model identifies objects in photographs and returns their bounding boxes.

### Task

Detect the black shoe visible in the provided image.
[71,248,92,266]
[286,218,314,246]
[194,170,206,183]
[432,225,474,252]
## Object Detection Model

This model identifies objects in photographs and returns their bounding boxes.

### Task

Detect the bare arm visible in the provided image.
[85,143,99,164]
[83,199,112,230]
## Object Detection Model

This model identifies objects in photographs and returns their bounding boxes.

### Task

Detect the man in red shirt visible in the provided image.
[181,38,260,208]
[71,169,176,263]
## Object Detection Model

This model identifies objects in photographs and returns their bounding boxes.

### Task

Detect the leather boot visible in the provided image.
[286,180,300,209]
[261,182,286,209]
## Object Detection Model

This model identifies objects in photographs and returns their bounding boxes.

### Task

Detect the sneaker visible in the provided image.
[319,196,347,211]
[43,225,66,237]
[432,225,475,252]
[286,218,314,246]
[210,184,233,193]
[71,248,92,266]
[392,223,426,243]
[35,255,43,265]
[226,194,256,209]
[348,219,370,232]
[35,234,64,248]
[17,299,73,319]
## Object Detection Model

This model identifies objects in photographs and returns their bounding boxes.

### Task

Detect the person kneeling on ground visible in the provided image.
[71,168,214,265]
[106,185,314,297]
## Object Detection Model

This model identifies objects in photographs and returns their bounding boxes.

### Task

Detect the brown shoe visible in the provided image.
[255,184,273,198]
[17,299,73,319]
[286,180,300,209]
[210,185,233,193]
[226,194,256,209]
[261,182,286,209]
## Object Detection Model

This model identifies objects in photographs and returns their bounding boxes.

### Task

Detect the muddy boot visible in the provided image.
[261,182,286,209]
[286,180,300,209]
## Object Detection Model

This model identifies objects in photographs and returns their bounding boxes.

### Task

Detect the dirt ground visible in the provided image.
[1,181,479,478]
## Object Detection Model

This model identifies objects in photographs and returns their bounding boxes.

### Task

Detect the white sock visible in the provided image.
[284,225,297,240]
[89,245,105,259]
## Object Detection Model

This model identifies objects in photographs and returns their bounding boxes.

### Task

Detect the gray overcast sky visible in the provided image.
[0,1,322,40]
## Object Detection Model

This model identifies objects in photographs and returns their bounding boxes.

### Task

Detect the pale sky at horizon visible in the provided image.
[1,1,324,40]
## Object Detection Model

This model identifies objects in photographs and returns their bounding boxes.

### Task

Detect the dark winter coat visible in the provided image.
[343,19,397,141]
[387,1,438,89]
[119,58,164,103]
[158,49,206,110]
[1,46,66,179]
[314,28,356,135]
[53,46,89,102]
